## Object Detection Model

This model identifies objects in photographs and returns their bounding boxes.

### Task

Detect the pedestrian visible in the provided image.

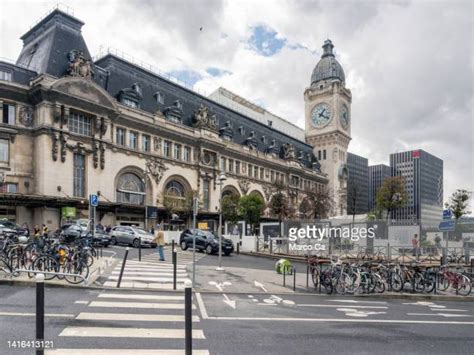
[153,224,165,261]
[33,225,40,239]
[42,223,49,238]
[412,234,419,258]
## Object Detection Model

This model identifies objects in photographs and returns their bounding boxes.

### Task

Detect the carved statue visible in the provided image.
[146,158,168,184]
[19,106,34,127]
[262,185,272,201]
[60,133,68,162]
[99,142,105,170]
[244,131,258,150]
[67,50,94,79]
[238,180,250,194]
[153,137,161,152]
[282,143,296,160]
[266,139,279,155]
[193,104,218,131]
[51,132,59,161]
[92,141,99,168]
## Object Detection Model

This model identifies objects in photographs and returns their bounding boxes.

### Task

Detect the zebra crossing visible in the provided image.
[102,249,206,290]
[47,290,209,354]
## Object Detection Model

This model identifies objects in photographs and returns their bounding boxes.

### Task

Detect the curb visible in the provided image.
[240,251,308,263]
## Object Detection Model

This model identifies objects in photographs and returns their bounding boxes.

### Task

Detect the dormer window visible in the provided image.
[238,126,245,135]
[154,91,164,104]
[0,70,12,82]
[122,98,138,108]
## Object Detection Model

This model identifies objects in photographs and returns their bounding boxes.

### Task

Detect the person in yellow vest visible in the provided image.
[152,224,165,261]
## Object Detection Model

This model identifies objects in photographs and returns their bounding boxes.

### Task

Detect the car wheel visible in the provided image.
[206,244,213,255]
[110,237,117,245]
[132,238,140,248]
[180,241,188,251]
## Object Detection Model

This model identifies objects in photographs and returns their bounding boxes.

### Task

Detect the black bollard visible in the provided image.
[172,247,177,290]
[185,286,192,355]
[36,274,45,355]
[283,268,286,287]
[306,264,309,288]
[237,242,240,255]
[117,247,129,288]
[139,237,142,262]
[293,266,296,292]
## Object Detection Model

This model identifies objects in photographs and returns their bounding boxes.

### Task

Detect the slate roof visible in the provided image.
[4,8,319,169]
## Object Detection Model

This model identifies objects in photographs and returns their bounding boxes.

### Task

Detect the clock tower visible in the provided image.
[304,39,352,216]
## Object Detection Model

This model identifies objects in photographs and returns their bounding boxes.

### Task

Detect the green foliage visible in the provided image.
[446,189,471,220]
[375,176,407,220]
[238,194,265,234]
[222,194,240,224]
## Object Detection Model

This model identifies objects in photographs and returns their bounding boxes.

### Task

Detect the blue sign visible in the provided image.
[438,220,455,232]
[442,209,452,219]
[89,194,99,207]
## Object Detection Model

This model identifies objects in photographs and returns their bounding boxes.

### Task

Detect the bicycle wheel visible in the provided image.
[33,255,59,280]
[335,273,348,295]
[437,274,450,291]
[390,273,404,292]
[64,261,89,284]
[455,275,472,296]
[0,256,12,275]
[423,273,436,294]
[373,274,385,293]
[413,272,425,293]
[311,267,320,289]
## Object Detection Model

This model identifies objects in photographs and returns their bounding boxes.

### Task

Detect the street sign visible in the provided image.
[438,220,455,232]
[89,194,99,207]
[443,209,452,219]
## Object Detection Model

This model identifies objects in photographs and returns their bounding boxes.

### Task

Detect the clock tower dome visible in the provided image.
[304,39,352,216]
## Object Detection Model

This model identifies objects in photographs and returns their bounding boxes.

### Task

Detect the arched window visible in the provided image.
[116,173,145,205]
[165,181,185,197]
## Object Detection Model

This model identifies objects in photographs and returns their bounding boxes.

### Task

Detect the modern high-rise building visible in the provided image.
[368,164,391,211]
[390,149,443,228]
[346,152,369,215]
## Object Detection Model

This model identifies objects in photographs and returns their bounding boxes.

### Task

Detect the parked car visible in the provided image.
[110,226,157,248]
[179,229,234,255]
[59,224,110,247]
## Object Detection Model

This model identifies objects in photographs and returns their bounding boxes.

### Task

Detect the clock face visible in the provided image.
[311,103,332,128]
[340,104,349,129]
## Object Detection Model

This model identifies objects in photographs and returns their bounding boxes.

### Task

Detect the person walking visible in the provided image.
[153,224,165,261]
[412,234,420,258]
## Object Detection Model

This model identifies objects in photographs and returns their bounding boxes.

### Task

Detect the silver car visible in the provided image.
[110,226,157,248]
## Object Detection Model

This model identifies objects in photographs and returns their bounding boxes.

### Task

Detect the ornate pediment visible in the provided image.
[193,104,218,131]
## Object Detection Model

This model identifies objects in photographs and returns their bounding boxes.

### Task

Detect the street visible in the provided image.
[1,248,474,354]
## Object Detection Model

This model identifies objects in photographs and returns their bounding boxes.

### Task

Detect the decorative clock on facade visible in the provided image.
[340,104,349,129]
[311,103,332,128]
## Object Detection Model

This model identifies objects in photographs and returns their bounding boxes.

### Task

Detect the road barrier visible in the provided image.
[185,285,192,355]
[36,273,44,355]
[116,247,129,288]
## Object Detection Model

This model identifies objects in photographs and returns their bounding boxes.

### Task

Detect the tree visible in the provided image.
[238,194,265,235]
[446,189,472,240]
[305,187,333,219]
[222,194,240,225]
[269,191,289,236]
[347,180,361,223]
[375,176,407,222]
[446,189,472,220]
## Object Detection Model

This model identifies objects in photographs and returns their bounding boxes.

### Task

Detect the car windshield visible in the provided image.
[134,228,149,235]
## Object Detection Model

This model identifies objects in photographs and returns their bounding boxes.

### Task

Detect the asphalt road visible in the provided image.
[0,283,473,355]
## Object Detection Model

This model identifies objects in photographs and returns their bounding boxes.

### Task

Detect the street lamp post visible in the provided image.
[216,172,227,271]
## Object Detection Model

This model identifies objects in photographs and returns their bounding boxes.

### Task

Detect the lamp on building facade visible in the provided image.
[217,172,227,271]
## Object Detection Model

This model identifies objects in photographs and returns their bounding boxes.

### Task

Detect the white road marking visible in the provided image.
[204,316,474,325]
[195,292,209,320]
[407,313,472,318]
[0,312,74,318]
[222,294,236,309]
[46,350,210,355]
[111,270,188,275]
[76,312,200,322]
[329,299,387,304]
[402,301,446,309]
[298,304,388,309]
[98,293,184,301]
[89,301,196,310]
[208,281,232,292]
[102,281,184,289]
[59,327,205,339]
[74,300,89,304]
[107,276,191,282]
[337,308,386,317]
[254,280,268,293]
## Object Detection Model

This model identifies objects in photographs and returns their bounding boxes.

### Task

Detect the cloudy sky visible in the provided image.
[1,0,473,209]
